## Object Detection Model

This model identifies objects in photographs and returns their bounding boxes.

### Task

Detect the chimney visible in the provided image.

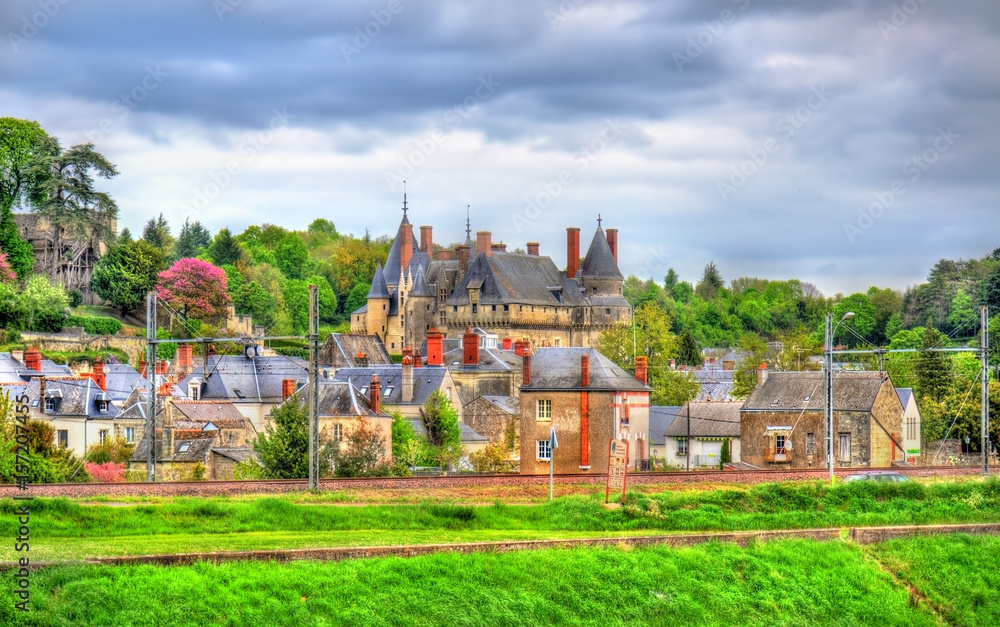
[457,244,470,275]
[463,327,479,366]
[606,228,618,264]
[757,362,768,387]
[413,349,422,368]
[526,242,539,256]
[426,329,444,366]
[566,227,580,278]
[11,349,24,365]
[281,379,296,401]
[92,356,106,392]
[402,356,414,403]
[177,344,193,371]
[369,374,381,414]
[139,359,148,379]
[25,346,42,372]
[514,339,531,357]
[420,225,433,254]
[522,353,532,387]
[580,353,590,387]
[477,231,492,258]
[437,249,453,261]
[634,356,648,385]
[162,427,173,459]
[491,242,506,254]
[39,377,46,414]
[400,222,414,275]
[155,360,168,375]
[502,337,512,351]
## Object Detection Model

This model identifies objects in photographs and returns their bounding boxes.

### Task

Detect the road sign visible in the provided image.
[605,439,629,504]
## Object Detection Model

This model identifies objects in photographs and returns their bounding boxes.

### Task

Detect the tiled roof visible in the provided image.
[331,366,448,406]
[321,333,392,367]
[522,347,650,392]
[177,355,309,404]
[742,371,891,412]
[664,402,742,437]
[171,400,246,422]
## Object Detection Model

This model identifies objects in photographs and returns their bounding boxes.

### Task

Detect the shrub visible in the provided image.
[86,437,135,465]
[67,289,83,308]
[64,315,123,336]
[84,462,125,483]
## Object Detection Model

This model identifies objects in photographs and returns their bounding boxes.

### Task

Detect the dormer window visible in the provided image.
[44,397,56,411]
[178,443,190,453]
[188,378,202,400]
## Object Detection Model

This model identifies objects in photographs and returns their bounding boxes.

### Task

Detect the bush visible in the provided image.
[86,437,135,465]
[64,315,123,336]
[85,462,125,483]
[67,289,83,308]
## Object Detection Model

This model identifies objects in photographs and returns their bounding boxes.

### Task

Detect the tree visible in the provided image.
[658,369,700,405]
[831,293,877,347]
[142,213,175,256]
[985,264,1000,311]
[275,233,311,280]
[173,218,212,260]
[90,239,165,315]
[309,275,338,321]
[345,282,370,316]
[946,288,978,337]
[0,250,16,284]
[695,261,723,299]
[732,332,771,399]
[663,268,679,291]
[25,137,119,282]
[0,276,68,331]
[391,411,422,472]
[867,286,903,345]
[330,416,390,477]
[157,258,231,321]
[0,118,46,279]
[419,390,462,471]
[598,302,683,405]
[253,395,310,479]
[914,327,952,403]
[208,227,244,267]
[676,330,701,367]
[234,281,278,327]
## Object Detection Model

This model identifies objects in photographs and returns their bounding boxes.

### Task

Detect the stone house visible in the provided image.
[662,402,742,467]
[442,327,524,407]
[519,347,651,475]
[462,395,519,451]
[740,370,905,469]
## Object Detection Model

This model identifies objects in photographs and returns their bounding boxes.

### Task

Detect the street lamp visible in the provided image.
[826,311,855,481]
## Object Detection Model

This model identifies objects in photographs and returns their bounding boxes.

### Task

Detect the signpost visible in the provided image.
[548,427,558,501]
[605,439,629,504]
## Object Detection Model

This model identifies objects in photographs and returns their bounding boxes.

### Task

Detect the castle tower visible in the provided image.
[365,263,391,343]
[404,264,435,352]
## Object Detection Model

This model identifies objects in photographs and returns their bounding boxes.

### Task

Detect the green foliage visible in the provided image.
[695,260,723,299]
[391,411,422,469]
[173,218,212,260]
[675,329,700,367]
[234,280,278,327]
[0,117,47,279]
[208,227,244,267]
[275,233,312,280]
[90,238,166,315]
[915,327,952,403]
[598,301,681,404]
[657,369,700,405]
[720,438,731,464]
[0,275,68,331]
[66,289,83,308]
[419,390,462,470]
[141,212,174,256]
[155,328,177,360]
[64,315,122,336]
[85,436,135,465]
[731,332,770,399]
[252,395,333,479]
[946,288,979,337]
[345,281,369,315]
[831,292,878,347]
[330,416,390,477]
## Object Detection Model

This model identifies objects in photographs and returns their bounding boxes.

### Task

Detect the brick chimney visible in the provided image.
[281,379,296,401]
[420,225,433,254]
[177,344,193,372]
[502,337,512,351]
[25,346,42,372]
[400,222,414,275]
[522,353,532,387]
[580,353,590,387]
[491,242,506,254]
[526,242,539,256]
[138,359,148,379]
[413,349,422,368]
[426,329,444,366]
[155,360,168,375]
[566,227,580,278]
[757,362,768,387]
[606,228,618,264]
[402,355,414,403]
[463,327,479,366]
[437,249,453,261]
[514,339,531,357]
[477,231,492,258]
[369,374,381,414]
[634,356,648,385]
[92,356,106,392]
[457,244,470,275]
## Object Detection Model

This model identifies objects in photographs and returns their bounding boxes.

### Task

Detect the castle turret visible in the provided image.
[404,264,434,351]
[365,263,391,343]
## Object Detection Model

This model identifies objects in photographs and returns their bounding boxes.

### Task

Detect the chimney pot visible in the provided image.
[420,225,433,254]
[282,379,296,401]
[25,346,42,372]
[581,354,590,387]
[477,231,492,258]
[402,355,414,403]
[566,228,580,279]
[526,242,539,256]
[634,356,648,385]
[757,362,768,387]
[606,228,618,264]
[426,329,444,366]
[457,245,470,275]
[522,354,532,387]
[369,374,382,414]
[463,327,479,366]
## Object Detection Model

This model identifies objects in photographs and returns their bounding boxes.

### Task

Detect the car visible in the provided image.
[843,472,912,483]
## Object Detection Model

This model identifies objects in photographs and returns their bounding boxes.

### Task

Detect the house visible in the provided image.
[663,402,742,467]
[0,348,74,383]
[462,395,519,450]
[740,369,905,469]
[648,405,681,462]
[693,368,735,401]
[519,347,651,475]
[350,201,631,353]
[319,333,393,370]
[329,355,462,422]
[22,376,119,457]
[896,388,922,463]
[442,327,524,406]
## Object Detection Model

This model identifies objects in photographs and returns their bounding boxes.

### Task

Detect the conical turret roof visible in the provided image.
[579,226,623,279]
[409,264,433,298]
[367,263,391,299]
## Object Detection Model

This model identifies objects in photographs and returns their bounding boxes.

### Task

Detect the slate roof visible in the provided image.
[742,371,890,412]
[408,264,433,298]
[321,333,392,367]
[478,395,519,415]
[578,225,623,280]
[649,406,682,445]
[177,355,309,404]
[0,353,74,383]
[383,222,421,287]
[441,340,522,371]
[444,253,586,307]
[664,402,742,438]
[310,380,381,417]
[367,263,391,299]
[211,448,260,463]
[104,364,149,402]
[522,347,651,392]
[170,400,247,423]
[331,365,449,406]
[896,387,914,408]
[23,377,120,420]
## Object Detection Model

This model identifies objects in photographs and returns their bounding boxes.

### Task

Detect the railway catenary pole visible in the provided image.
[308,285,320,490]
[145,291,155,481]
[982,306,990,475]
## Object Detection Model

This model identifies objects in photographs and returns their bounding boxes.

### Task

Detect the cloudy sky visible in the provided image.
[1,0,997,296]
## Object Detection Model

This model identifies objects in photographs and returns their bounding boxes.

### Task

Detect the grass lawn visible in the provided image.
[0,539,945,627]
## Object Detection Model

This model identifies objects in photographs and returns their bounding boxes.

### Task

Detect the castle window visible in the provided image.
[472,304,478,314]
[492,305,496,312]
[504,305,509,312]
[453,306,458,312]
[605,308,611,315]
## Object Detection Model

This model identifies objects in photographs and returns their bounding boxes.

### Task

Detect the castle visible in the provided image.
[350,198,631,353]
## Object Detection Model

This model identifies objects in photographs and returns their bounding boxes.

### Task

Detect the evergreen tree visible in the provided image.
[90,239,165,316]
[695,261,723,299]
[253,395,310,479]
[208,227,244,267]
[663,267,679,291]
[676,330,701,367]
[946,288,978,336]
[141,213,174,255]
[915,327,952,403]
[345,282,370,315]
[0,118,47,279]
[173,218,211,260]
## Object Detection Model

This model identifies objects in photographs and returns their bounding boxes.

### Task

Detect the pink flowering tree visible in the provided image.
[0,250,16,284]
[85,461,126,483]
[157,257,231,321]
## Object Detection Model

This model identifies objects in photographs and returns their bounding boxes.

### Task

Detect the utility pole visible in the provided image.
[307,284,320,490]
[825,312,834,482]
[982,306,990,475]
[686,402,691,471]
[145,291,157,482]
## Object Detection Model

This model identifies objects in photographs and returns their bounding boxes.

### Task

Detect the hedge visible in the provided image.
[64,315,123,336]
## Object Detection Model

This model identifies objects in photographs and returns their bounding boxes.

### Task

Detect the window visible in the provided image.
[503,304,509,312]
[439,311,446,325]
[178,443,190,453]
[99,430,108,445]
[472,304,478,314]
[384,386,394,397]
[44,398,55,411]
[536,399,552,421]
[605,308,611,315]
[553,338,561,347]
[125,427,135,444]
[906,417,918,440]
[57,430,68,449]
[491,305,496,312]
[333,424,344,442]
[838,433,852,463]
[775,435,786,454]
[189,382,200,400]
[537,439,552,460]
[807,433,815,454]
[98,400,110,413]
[453,306,458,312]
[677,438,688,456]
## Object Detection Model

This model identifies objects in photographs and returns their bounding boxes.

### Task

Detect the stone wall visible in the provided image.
[20,331,147,365]
[519,389,616,475]
[463,396,517,446]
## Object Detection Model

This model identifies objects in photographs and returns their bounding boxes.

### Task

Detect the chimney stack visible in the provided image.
[522,353,532,387]
[413,349,422,368]
[281,379,296,401]
[580,353,590,387]
[566,227,580,279]
[426,329,444,366]
[139,359,148,379]
[514,339,531,357]
[634,356,648,385]
[757,362,768,387]
[463,327,479,366]
[25,346,42,372]
[369,374,382,414]
[477,231,492,258]
[402,355,414,403]
[526,242,539,256]
[606,228,618,264]
[437,249,453,261]
[177,344,193,372]
[420,225,433,254]
[92,356,106,392]
[502,337,512,351]
[491,242,506,254]
[457,244,470,275]
[400,222,414,275]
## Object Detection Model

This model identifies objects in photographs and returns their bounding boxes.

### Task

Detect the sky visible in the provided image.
[1,0,997,297]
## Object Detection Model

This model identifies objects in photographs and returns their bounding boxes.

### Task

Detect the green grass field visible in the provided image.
[3,537,970,627]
